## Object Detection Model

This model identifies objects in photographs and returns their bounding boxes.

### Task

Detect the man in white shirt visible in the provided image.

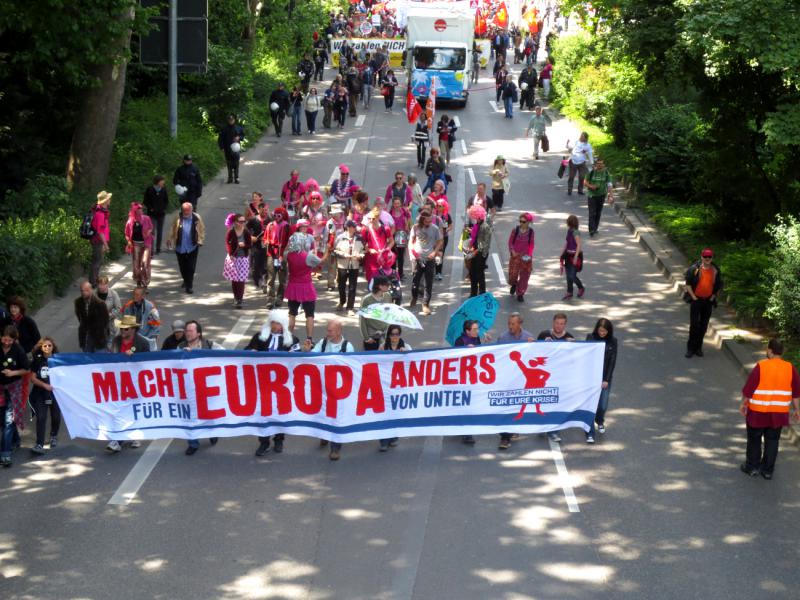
[303,319,354,461]
[566,131,594,196]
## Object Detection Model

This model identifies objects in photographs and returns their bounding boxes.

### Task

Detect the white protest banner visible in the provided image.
[49,342,604,442]
[331,38,407,67]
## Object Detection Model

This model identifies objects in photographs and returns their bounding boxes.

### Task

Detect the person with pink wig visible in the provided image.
[508,212,535,302]
[465,204,492,297]
[124,202,154,288]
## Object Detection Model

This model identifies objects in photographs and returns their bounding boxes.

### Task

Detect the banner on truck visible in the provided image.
[49,342,604,442]
[331,38,407,67]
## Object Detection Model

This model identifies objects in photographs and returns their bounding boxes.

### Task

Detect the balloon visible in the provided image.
[230,142,241,154]
[175,185,187,196]
[520,82,528,90]
[270,102,280,111]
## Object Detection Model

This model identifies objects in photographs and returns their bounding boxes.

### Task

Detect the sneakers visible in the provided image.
[388,439,399,447]
[31,444,46,455]
[547,432,562,443]
[329,449,340,461]
[273,438,283,453]
[597,424,606,434]
[517,295,524,302]
[129,440,141,449]
[695,349,704,357]
[49,436,58,448]
[319,439,329,447]
[435,273,443,281]
[409,297,418,308]
[106,441,122,453]
[0,456,11,467]
[498,439,511,450]
[421,304,432,315]
[761,471,773,480]
[185,446,198,456]
[685,350,694,358]
[255,441,271,457]
[577,288,585,298]
[561,294,573,301]
[379,445,389,453]
[585,435,595,444]
[509,284,516,295]
[461,435,476,445]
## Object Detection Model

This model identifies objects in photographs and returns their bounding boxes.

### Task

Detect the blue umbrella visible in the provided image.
[446,293,500,346]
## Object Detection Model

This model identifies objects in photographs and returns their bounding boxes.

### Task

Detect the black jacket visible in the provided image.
[586,333,618,384]
[297,59,314,81]
[519,68,538,89]
[143,185,169,215]
[245,332,300,352]
[269,89,290,113]
[161,332,184,350]
[1,315,41,354]
[173,164,203,198]
[425,156,446,176]
[74,296,109,350]
[111,333,151,354]
[218,124,245,151]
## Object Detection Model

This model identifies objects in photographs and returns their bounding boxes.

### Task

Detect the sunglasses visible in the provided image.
[236,220,246,224]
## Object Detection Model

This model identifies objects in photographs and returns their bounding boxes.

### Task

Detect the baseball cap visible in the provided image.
[183,154,193,161]
[345,219,358,228]
[701,248,714,258]
[172,320,186,331]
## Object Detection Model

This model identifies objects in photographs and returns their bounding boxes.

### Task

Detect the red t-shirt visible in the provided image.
[120,339,134,354]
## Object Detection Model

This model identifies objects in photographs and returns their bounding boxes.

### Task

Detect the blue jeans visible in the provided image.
[423,172,447,194]
[565,261,583,295]
[291,105,302,134]
[504,96,514,118]
[588,385,611,436]
[0,402,14,460]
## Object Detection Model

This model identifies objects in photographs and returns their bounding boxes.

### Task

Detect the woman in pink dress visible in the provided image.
[362,207,395,286]
[303,192,328,279]
[389,197,411,279]
[124,202,154,287]
[285,229,329,340]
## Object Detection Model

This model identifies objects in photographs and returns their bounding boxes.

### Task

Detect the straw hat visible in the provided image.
[96,190,112,205]
[115,315,141,329]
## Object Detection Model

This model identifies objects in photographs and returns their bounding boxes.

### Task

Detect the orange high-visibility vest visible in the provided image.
[748,358,794,413]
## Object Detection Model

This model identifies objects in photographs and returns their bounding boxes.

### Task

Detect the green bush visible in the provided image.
[627,101,705,197]
[0,174,77,220]
[0,210,90,304]
[765,216,800,339]
[549,31,595,104]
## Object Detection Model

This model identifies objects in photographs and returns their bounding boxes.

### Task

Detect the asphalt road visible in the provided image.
[3,63,800,600]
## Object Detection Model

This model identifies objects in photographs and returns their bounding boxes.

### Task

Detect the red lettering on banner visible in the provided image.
[324,365,352,418]
[425,359,442,385]
[138,370,156,398]
[294,364,322,415]
[460,355,478,384]
[173,368,188,399]
[194,366,225,420]
[119,371,138,401]
[390,361,407,388]
[479,354,496,384]
[155,368,174,397]
[356,363,385,415]
[408,360,424,387]
[227,364,257,417]
[93,372,119,403]
[442,358,458,385]
[256,364,291,416]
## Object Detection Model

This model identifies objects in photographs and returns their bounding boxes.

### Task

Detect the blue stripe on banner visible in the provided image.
[48,340,605,366]
[106,411,595,435]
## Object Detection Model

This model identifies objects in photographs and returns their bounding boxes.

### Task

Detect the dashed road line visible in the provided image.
[491,252,507,286]
[355,115,365,127]
[343,138,357,154]
[460,139,468,155]
[467,168,476,186]
[548,437,581,513]
[453,116,461,127]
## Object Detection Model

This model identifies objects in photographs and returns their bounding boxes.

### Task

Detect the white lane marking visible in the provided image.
[548,437,581,513]
[453,116,461,127]
[343,138,357,154]
[328,167,340,185]
[390,436,443,598]
[355,114,365,127]
[491,252,507,286]
[467,168,476,186]
[107,315,254,506]
[489,100,498,112]
[108,439,172,506]
[221,315,255,350]
[460,139,468,155]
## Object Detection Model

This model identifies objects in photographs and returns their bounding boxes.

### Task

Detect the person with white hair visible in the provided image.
[246,311,300,457]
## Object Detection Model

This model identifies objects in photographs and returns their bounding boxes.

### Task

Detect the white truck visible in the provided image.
[405,3,475,107]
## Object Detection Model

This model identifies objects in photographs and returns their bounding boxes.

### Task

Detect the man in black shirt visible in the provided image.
[173,155,203,210]
[269,83,291,137]
[143,175,169,253]
[217,114,245,184]
[74,279,110,353]
[536,312,574,443]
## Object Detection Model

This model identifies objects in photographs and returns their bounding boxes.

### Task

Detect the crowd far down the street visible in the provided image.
[1,2,798,488]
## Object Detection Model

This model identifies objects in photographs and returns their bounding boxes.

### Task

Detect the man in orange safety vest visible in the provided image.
[739,338,800,479]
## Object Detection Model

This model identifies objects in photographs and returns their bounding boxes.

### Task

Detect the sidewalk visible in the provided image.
[610,189,800,446]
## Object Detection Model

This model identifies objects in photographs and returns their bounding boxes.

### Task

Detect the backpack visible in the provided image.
[511,226,534,247]
[80,209,97,240]
[321,338,351,352]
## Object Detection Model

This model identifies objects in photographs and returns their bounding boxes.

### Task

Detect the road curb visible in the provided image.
[610,191,800,447]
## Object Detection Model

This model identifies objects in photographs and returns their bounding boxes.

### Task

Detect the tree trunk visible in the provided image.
[66,7,134,193]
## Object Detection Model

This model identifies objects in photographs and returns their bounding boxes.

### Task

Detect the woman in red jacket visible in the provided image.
[223,213,253,308]
[124,202,154,288]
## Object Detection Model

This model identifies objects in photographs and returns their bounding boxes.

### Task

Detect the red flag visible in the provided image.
[426,76,437,131]
[407,86,422,124]
[493,2,509,29]
[475,8,487,36]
